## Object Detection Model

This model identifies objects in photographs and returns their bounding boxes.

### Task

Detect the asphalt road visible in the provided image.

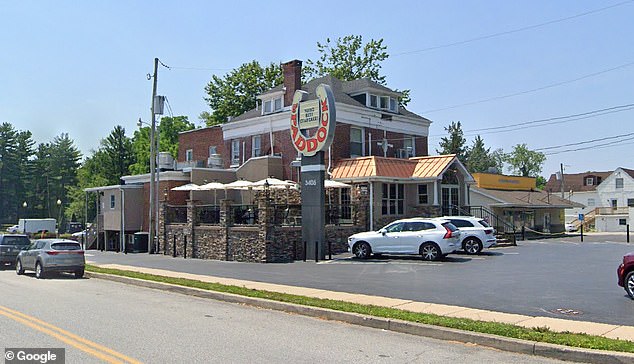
[83,234,634,326]
[0,271,572,363]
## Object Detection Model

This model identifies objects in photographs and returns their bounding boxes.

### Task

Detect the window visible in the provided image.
[208,146,217,156]
[252,135,261,157]
[628,199,634,207]
[450,219,475,228]
[231,140,240,165]
[418,185,428,204]
[402,137,414,158]
[619,219,627,226]
[380,96,389,109]
[587,198,595,207]
[350,127,363,157]
[369,94,378,107]
[263,100,272,113]
[381,183,404,215]
[404,221,435,231]
[110,195,115,209]
[585,177,594,186]
[185,149,193,162]
[389,98,397,112]
[274,97,282,111]
[616,178,624,189]
[385,222,404,233]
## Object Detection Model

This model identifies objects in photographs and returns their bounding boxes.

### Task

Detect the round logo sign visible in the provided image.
[289,84,336,156]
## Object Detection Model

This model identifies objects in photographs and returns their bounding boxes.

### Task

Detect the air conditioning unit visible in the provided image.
[207,154,224,169]
[157,152,174,170]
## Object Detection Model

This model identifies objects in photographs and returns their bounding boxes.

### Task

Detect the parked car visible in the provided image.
[348,218,461,261]
[617,252,634,299]
[0,234,31,267]
[16,239,85,279]
[565,223,578,232]
[440,216,497,255]
[6,225,20,233]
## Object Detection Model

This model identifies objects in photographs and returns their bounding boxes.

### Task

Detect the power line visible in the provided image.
[544,136,634,155]
[535,132,634,151]
[421,62,634,114]
[156,59,231,72]
[393,0,633,56]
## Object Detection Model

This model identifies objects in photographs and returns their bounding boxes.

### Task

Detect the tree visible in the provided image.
[437,121,468,162]
[201,61,283,126]
[0,123,35,223]
[304,35,410,106]
[505,144,546,177]
[464,135,504,173]
[130,116,195,174]
[99,125,135,184]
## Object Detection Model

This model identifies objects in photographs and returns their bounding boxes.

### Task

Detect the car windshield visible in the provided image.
[51,242,81,250]
[1,236,30,246]
[477,220,491,228]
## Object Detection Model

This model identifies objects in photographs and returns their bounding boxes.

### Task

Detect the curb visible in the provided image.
[86,271,634,364]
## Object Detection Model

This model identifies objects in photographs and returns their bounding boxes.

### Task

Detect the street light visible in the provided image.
[56,199,62,237]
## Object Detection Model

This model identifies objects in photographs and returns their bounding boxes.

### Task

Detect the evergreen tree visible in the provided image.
[437,121,467,162]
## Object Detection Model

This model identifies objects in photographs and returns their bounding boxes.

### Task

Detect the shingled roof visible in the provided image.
[544,171,613,192]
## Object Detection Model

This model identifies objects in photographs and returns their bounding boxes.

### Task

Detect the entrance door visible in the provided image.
[543,213,551,233]
[441,185,460,216]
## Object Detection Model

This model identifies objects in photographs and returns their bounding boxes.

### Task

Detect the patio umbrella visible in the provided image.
[170,183,201,191]
[324,180,351,188]
[198,182,226,205]
[224,180,255,204]
[252,177,297,190]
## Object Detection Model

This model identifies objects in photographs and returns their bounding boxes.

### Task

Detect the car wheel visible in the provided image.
[15,259,24,275]
[420,242,441,261]
[35,262,46,279]
[626,271,634,300]
[353,242,371,259]
[75,269,84,279]
[463,237,483,255]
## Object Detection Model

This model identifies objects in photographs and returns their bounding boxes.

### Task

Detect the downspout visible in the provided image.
[242,141,246,164]
[269,117,274,156]
[120,187,125,253]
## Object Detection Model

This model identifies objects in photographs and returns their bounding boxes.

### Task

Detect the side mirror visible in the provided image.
[379,228,387,236]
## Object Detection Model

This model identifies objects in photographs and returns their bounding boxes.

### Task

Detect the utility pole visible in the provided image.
[560,163,565,199]
[149,58,158,254]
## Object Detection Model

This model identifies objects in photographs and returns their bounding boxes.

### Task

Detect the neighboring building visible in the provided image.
[470,173,577,233]
[545,168,634,232]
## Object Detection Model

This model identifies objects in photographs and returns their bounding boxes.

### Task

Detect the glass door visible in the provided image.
[441,185,459,216]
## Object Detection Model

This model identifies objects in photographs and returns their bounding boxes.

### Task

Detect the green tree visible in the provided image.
[0,123,35,223]
[130,116,195,174]
[437,121,468,162]
[99,125,135,184]
[201,61,283,126]
[464,135,504,173]
[505,144,546,177]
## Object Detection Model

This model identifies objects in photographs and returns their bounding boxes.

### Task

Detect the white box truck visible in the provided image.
[18,218,57,234]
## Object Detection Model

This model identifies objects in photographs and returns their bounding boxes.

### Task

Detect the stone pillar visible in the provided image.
[186,200,196,258]
[220,199,232,260]
[158,201,166,254]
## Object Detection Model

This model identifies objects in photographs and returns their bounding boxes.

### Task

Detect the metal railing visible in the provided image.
[596,207,630,215]
[196,205,220,225]
[166,205,187,224]
[271,204,355,226]
[230,205,259,225]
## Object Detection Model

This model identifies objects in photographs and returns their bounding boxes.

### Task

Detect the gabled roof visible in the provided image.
[231,74,429,123]
[544,171,612,192]
[331,154,464,181]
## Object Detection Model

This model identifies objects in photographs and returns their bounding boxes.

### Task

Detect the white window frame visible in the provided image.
[208,146,217,156]
[273,97,282,111]
[616,178,624,189]
[402,136,414,158]
[263,100,272,113]
[418,184,428,205]
[231,140,240,165]
[252,135,261,157]
[110,195,115,209]
[389,97,397,112]
[382,183,405,216]
[369,94,378,108]
[185,149,193,162]
[350,127,364,157]
[586,177,594,186]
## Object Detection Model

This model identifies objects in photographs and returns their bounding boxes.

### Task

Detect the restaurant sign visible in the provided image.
[290,84,336,156]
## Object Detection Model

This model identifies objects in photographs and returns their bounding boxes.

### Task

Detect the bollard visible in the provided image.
[328,241,332,260]
[628,224,630,243]
[172,235,176,257]
[521,226,525,241]
[303,241,306,262]
[184,235,187,259]
[315,241,319,263]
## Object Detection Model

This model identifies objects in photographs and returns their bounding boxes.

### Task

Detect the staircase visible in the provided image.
[84,215,103,250]
[456,205,519,246]
[570,208,596,230]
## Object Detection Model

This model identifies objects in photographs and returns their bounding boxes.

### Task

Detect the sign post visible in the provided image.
[290,84,336,261]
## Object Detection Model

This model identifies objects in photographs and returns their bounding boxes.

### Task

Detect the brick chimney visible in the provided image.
[282,59,302,106]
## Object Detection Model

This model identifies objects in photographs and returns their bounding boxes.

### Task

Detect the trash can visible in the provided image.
[132,232,149,253]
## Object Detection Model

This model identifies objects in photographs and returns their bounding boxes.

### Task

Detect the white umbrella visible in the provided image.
[224,180,255,205]
[252,178,297,190]
[324,180,351,188]
[171,183,201,191]
[198,182,226,205]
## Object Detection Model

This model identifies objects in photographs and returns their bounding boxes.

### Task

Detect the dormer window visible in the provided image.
[262,97,283,115]
[368,93,398,113]
[585,177,594,186]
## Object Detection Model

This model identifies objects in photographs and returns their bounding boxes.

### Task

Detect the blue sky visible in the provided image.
[1,0,632,176]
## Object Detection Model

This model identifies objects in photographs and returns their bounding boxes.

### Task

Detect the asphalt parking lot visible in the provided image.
[80,233,634,326]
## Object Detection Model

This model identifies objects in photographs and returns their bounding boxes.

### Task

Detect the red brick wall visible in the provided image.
[177,126,225,163]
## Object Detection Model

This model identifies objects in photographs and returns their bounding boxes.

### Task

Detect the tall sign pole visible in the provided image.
[148,58,158,253]
[289,84,336,260]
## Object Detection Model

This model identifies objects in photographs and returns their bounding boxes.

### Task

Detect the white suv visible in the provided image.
[348,218,461,261]
[441,216,496,255]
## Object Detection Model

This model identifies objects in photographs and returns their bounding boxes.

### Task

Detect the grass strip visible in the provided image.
[86,264,634,353]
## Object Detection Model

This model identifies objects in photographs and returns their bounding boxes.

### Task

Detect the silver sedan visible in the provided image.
[16,239,85,279]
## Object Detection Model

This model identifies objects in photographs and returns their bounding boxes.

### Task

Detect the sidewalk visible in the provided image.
[87,260,634,342]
